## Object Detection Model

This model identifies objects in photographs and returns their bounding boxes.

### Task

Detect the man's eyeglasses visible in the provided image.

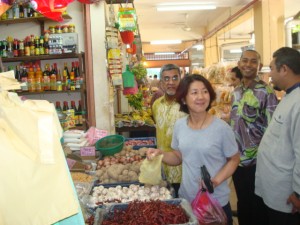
[162,75,180,82]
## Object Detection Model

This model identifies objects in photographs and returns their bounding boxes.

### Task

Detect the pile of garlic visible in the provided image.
[88,184,173,207]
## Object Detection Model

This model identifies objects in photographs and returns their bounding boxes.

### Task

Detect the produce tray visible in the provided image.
[88,181,175,210]
[93,198,199,225]
[125,137,156,150]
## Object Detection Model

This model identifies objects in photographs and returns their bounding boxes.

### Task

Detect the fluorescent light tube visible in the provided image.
[154,52,175,55]
[157,5,216,11]
[150,40,182,45]
[193,44,204,50]
[230,49,242,54]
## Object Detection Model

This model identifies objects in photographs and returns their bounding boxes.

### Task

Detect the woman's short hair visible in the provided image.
[175,74,216,113]
[231,66,243,80]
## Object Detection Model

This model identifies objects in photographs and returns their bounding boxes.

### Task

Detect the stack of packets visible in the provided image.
[63,127,108,151]
[63,130,88,151]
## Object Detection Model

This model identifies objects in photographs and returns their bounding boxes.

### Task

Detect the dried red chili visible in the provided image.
[102,200,189,225]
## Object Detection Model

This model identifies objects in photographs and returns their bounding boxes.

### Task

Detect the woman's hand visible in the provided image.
[146,148,162,160]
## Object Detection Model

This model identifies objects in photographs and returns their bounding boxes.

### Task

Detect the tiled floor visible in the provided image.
[229,177,239,225]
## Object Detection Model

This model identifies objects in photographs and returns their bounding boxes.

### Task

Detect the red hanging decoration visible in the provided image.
[31,0,74,21]
[120,30,134,44]
[130,42,136,54]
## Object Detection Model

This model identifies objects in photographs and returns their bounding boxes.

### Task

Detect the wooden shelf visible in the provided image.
[13,90,81,96]
[2,53,82,63]
[105,0,133,4]
[0,14,72,26]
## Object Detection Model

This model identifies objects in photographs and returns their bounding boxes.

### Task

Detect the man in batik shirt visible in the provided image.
[230,50,278,225]
[152,64,186,197]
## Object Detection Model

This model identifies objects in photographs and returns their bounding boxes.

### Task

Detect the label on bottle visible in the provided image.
[56,81,62,91]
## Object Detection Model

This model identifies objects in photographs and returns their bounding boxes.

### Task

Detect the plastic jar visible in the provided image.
[62,25,69,33]
[55,25,62,34]
[49,26,55,34]
[68,24,75,33]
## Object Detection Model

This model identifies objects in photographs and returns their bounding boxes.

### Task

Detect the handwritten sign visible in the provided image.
[80,146,96,157]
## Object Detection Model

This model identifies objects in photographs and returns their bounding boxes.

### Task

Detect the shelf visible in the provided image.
[0,14,72,26]
[105,0,133,4]
[13,90,81,96]
[2,53,83,63]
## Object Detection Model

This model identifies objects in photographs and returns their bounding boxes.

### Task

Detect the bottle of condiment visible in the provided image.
[35,66,43,92]
[62,101,69,114]
[13,39,19,57]
[75,61,81,89]
[24,37,30,56]
[76,100,83,126]
[18,40,24,56]
[34,36,40,56]
[13,3,19,19]
[43,31,49,55]
[70,62,75,90]
[70,100,76,123]
[39,36,45,55]
[43,64,50,91]
[19,2,24,18]
[56,69,62,91]
[27,66,36,92]
[15,65,21,81]
[30,35,35,56]
[55,101,62,112]
[63,62,70,90]
[21,67,28,91]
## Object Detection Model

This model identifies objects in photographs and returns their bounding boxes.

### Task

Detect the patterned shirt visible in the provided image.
[230,77,278,167]
[152,96,186,183]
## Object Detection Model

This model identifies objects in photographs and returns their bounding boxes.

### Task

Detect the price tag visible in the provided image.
[66,158,76,169]
[80,146,96,157]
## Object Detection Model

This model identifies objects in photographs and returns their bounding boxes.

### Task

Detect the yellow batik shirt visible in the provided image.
[152,96,186,183]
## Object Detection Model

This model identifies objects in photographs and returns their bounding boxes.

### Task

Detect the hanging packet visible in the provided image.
[118,7,137,31]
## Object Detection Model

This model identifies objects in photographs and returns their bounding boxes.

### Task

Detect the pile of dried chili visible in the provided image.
[102,200,189,225]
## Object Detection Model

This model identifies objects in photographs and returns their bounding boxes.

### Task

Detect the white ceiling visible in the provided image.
[133,0,300,53]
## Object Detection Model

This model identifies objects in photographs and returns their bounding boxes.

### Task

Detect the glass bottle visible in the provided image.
[43,64,50,91]
[76,100,83,126]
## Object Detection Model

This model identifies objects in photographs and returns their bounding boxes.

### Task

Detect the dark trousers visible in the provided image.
[223,202,233,225]
[171,183,180,198]
[253,194,300,225]
[232,165,256,225]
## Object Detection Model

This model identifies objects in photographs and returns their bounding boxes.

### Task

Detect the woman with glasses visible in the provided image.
[149,74,240,225]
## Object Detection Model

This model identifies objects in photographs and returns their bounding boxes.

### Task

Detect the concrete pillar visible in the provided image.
[89,2,115,133]
[253,0,285,66]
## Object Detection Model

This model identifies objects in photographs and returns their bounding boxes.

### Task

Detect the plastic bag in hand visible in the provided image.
[191,188,227,225]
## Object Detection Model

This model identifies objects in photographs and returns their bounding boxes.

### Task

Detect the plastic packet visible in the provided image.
[139,154,163,185]
[191,188,227,225]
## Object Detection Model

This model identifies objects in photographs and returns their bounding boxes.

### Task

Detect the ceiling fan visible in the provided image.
[173,13,192,32]
[182,13,192,32]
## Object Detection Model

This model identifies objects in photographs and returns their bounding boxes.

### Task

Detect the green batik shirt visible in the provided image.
[230,77,278,167]
[152,96,186,183]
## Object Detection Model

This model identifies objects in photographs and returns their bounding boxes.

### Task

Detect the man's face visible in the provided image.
[238,51,262,80]
[161,69,181,96]
[269,58,282,91]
